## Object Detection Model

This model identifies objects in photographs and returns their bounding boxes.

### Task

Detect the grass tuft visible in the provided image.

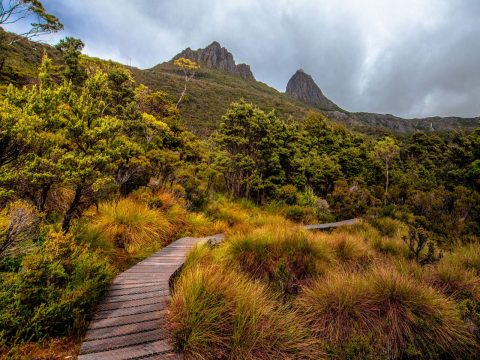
[168,264,323,359]
[219,224,333,294]
[296,266,477,359]
[91,197,173,253]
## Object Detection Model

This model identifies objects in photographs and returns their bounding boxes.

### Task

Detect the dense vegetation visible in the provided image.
[0,19,479,359]
[169,220,480,359]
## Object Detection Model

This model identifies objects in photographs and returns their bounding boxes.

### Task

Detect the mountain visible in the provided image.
[284,68,479,133]
[1,31,478,135]
[286,69,339,111]
[173,41,255,80]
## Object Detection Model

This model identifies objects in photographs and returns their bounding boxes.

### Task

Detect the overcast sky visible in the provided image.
[5,0,480,118]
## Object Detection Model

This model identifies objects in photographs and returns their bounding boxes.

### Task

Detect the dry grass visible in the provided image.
[441,243,480,273]
[169,264,323,360]
[91,197,173,253]
[171,214,480,359]
[219,224,333,294]
[185,213,228,237]
[0,337,80,360]
[318,231,374,269]
[296,266,476,359]
[430,261,480,301]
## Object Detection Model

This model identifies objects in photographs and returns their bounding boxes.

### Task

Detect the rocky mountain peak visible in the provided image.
[172,41,255,80]
[286,69,337,111]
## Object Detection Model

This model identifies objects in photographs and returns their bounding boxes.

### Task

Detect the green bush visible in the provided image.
[0,230,114,347]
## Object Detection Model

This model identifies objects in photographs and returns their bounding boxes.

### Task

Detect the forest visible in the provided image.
[0,2,479,359]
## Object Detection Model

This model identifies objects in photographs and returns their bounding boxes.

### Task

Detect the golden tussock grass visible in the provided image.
[296,266,477,358]
[91,197,173,254]
[218,224,334,294]
[169,264,323,360]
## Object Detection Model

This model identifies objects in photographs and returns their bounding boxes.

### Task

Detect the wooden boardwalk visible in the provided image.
[77,218,357,359]
[78,234,224,360]
[304,218,359,230]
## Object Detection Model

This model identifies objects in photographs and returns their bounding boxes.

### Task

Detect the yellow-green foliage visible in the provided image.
[172,217,480,359]
[205,198,252,226]
[370,217,408,238]
[169,264,322,360]
[431,261,480,301]
[441,243,480,273]
[341,220,410,258]
[91,197,173,254]
[204,197,289,234]
[296,266,476,359]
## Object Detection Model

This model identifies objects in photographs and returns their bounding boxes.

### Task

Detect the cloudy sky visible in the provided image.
[5,0,480,118]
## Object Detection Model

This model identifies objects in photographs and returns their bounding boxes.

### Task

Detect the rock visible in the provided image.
[173,41,255,80]
[286,69,338,111]
[236,63,255,80]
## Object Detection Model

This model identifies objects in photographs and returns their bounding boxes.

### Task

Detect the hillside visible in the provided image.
[1,30,479,135]
[130,63,311,135]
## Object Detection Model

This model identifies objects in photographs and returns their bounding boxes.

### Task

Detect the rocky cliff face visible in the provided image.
[286,69,338,111]
[173,41,255,80]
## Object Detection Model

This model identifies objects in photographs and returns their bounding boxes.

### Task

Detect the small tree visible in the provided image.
[55,37,85,84]
[173,57,199,108]
[373,136,399,203]
[402,226,440,265]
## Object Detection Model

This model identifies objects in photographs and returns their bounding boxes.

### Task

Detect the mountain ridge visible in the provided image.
[172,41,255,80]
[0,30,478,134]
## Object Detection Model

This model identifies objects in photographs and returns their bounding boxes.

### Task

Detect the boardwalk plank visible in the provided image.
[79,235,224,359]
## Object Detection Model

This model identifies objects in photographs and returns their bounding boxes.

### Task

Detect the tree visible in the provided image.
[373,136,399,202]
[0,0,63,41]
[55,37,85,83]
[0,0,62,75]
[173,57,199,108]
[215,100,292,202]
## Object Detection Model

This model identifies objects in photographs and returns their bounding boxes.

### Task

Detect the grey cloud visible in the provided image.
[13,0,480,117]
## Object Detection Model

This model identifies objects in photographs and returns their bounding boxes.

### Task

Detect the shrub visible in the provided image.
[0,230,113,347]
[276,184,298,205]
[296,267,476,359]
[219,225,333,294]
[369,217,408,238]
[91,197,172,253]
[296,186,318,207]
[283,205,316,223]
[168,264,322,359]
